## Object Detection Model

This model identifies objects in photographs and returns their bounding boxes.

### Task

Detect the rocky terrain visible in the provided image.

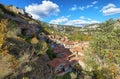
[0,3,52,79]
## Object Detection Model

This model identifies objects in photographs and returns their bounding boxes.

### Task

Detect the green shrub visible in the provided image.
[84,19,120,79]
[33,41,48,55]
[46,45,56,59]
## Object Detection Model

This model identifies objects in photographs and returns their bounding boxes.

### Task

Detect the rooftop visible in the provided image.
[53,45,71,54]
[70,46,83,53]
[63,41,75,45]
[48,58,67,68]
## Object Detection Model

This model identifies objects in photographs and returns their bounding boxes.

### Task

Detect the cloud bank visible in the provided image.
[50,16,68,24]
[50,16,100,26]
[70,1,98,11]
[101,3,120,15]
[25,1,60,19]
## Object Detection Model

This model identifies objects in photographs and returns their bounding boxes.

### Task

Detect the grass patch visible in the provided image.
[46,44,56,59]
[55,73,71,79]
[54,72,78,79]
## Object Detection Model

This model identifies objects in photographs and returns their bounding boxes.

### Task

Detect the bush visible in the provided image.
[46,45,56,59]
[84,19,120,79]
[33,40,48,55]
[0,19,8,48]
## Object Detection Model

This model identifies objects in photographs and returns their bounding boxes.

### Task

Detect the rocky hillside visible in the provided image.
[0,3,52,79]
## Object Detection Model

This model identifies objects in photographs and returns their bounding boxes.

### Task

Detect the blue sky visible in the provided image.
[0,0,120,26]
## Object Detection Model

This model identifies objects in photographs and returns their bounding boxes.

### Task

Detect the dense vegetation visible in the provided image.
[84,19,120,79]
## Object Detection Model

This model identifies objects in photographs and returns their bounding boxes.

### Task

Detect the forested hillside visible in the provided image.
[84,19,120,79]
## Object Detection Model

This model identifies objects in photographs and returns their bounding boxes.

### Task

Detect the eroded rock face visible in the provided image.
[8,5,32,18]
[11,55,51,79]
[19,24,40,37]
[117,19,120,23]
[25,55,51,79]
[0,3,52,79]
[2,55,52,79]
[21,28,33,37]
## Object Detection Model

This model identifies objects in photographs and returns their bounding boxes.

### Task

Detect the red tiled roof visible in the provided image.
[62,52,71,58]
[69,56,84,61]
[63,41,75,45]
[53,46,72,55]
[48,58,68,68]
[70,46,83,53]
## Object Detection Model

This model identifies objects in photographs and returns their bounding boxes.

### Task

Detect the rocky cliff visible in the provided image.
[0,3,52,79]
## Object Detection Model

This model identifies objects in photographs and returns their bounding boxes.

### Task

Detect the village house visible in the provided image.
[47,58,71,76]
[53,45,72,58]
[48,35,69,44]
[63,41,74,48]
[70,46,84,57]
[58,36,68,43]
[62,41,78,48]
[68,54,84,68]
[47,37,88,76]
[47,43,80,76]
[68,42,89,69]
[47,50,83,76]
[67,49,83,68]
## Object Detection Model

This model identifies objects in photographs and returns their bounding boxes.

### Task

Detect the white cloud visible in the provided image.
[94,7,98,9]
[90,20,100,23]
[92,1,98,4]
[65,19,87,26]
[79,6,85,10]
[70,1,98,11]
[70,5,77,11]
[88,18,92,21]
[49,16,68,24]
[102,3,115,11]
[25,1,60,19]
[67,15,71,18]
[50,16,100,26]
[80,16,85,19]
[101,3,120,15]
[80,16,92,21]
[86,5,93,9]
[65,19,100,26]
[78,1,98,11]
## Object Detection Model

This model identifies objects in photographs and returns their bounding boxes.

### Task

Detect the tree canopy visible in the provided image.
[84,19,120,79]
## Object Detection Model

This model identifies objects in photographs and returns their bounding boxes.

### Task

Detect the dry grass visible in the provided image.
[31,37,39,44]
